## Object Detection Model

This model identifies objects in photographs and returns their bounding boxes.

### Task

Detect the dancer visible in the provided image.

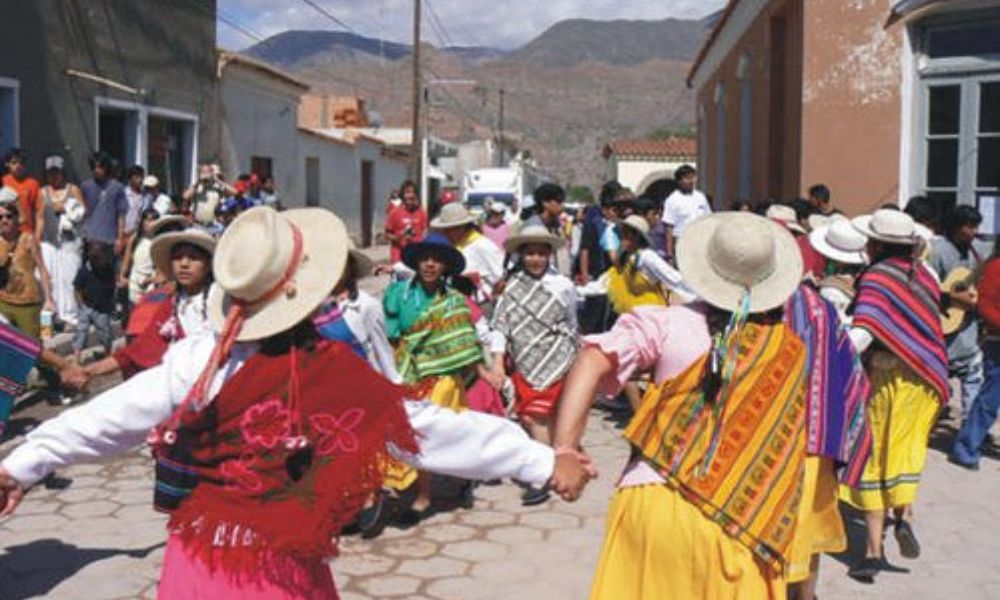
[841,209,949,579]
[807,217,868,323]
[0,207,591,599]
[492,225,578,505]
[85,228,215,379]
[554,212,809,599]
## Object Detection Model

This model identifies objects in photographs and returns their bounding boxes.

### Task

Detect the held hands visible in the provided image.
[0,467,25,518]
[550,447,598,502]
[59,362,90,392]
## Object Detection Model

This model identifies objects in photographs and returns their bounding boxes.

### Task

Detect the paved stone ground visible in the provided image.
[1,398,998,600]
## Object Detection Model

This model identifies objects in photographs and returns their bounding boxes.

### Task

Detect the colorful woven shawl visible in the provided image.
[786,284,872,487]
[394,289,482,384]
[853,257,950,402]
[0,322,40,436]
[624,323,807,573]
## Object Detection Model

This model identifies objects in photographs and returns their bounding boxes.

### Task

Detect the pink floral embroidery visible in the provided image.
[220,451,263,493]
[309,408,365,456]
[240,399,292,449]
[158,316,180,341]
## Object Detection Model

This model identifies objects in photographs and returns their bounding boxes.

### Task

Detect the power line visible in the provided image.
[424,0,456,49]
[295,0,358,35]
[217,11,266,44]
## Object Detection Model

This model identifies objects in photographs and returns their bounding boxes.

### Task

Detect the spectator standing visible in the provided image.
[385,180,428,264]
[72,242,116,362]
[661,164,711,260]
[80,152,129,256]
[2,149,44,239]
[929,205,984,417]
[259,175,280,209]
[634,196,668,259]
[481,201,510,250]
[182,164,229,226]
[123,165,145,236]
[0,202,54,338]
[39,156,86,328]
[142,175,173,216]
[808,184,835,216]
[120,213,187,306]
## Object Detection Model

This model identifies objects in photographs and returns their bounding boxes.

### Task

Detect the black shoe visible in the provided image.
[895,520,921,559]
[460,482,475,510]
[947,454,980,471]
[358,492,389,539]
[520,485,551,506]
[848,556,882,580]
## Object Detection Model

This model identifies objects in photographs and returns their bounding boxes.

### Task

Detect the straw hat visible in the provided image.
[678,212,803,313]
[504,224,565,254]
[809,220,868,265]
[619,215,654,246]
[150,228,217,277]
[150,215,188,237]
[765,204,807,235]
[143,175,160,189]
[430,203,476,229]
[852,209,918,245]
[806,212,846,231]
[207,207,349,341]
[402,232,466,276]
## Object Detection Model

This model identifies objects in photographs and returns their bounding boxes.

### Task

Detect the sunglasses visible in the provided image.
[0,213,15,221]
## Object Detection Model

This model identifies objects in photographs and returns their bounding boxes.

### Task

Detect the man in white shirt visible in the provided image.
[123,165,145,236]
[661,164,711,260]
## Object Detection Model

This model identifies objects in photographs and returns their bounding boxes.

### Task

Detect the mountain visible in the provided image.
[506,17,714,68]
[244,15,719,186]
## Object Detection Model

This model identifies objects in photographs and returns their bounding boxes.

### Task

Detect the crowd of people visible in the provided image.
[0,157,995,600]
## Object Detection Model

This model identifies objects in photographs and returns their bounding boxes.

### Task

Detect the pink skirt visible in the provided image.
[158,535,338,600]
[465,377,506,416]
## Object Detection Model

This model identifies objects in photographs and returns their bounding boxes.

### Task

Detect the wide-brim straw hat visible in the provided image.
[150,215,189,237]
[430,202,476,229]
[678,212,803,313]
[809,220,868,265]
[401,232,466,276]
[150,228,217,277]
[619,215,654,246]
[504,224,566,254]
[348,242,375,279]
[852,209,917,245]
[207,207,349,341]
[766,204,807,235]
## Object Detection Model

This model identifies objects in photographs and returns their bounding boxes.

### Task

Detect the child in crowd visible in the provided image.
[72,243,116,362]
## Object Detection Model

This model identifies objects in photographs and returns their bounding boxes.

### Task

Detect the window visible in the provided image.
[0,77,18,158]
[97,102,141,167]
[305,157,320,207]
[251,156,273,180]
[914,16,1000,214]
[147,115,195,196]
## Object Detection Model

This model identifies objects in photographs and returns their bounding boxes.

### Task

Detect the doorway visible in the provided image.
[361,160,374,247]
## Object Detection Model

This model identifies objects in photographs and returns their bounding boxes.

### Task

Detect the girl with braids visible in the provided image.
[0,207,590,599]
[841,209,949,580]
[553,213,811,599]
[85,228,215,380]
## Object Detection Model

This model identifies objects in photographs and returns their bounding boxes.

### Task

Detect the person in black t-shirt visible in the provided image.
[72,242,116,362]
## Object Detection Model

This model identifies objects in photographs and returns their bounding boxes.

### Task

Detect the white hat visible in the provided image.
[809,220,868,265]
[150,228,217,277]
[766,204,807,235]
[44,155,65,171]
[678,213,803,313]
[0,186,18,206]
[149,215,189,237]
[487,201,506,214]
[852,209,918,245]
[208,207,349,342]
[143,175,160,188]
[620,215,654,246]
[504,224,565,254]
[430,202,476,229]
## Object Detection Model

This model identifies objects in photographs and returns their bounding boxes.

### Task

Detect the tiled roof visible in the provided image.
[603,137,698,160]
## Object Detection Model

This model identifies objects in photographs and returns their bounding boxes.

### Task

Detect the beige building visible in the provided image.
[603,138,698,196]
[689,0,1000,219]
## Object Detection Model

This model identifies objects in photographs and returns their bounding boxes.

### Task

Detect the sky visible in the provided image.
[217,0,728,51]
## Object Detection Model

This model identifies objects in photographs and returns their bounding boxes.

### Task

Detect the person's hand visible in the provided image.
[550,447,597,502]
[42,299,56,314]
[117,274,130,289]
[114,236,126,256]
[60,361,90,392]
[950,289,978,311]
[483,369,505,391]
[0,467,26,517]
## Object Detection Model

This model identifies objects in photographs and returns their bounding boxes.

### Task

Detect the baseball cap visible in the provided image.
[44,155,65,171]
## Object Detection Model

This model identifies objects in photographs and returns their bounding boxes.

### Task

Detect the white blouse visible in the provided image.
[2,332,554,489]
[340,290,402,384]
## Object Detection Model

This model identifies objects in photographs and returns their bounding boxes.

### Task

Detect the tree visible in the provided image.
[567,185,595,204]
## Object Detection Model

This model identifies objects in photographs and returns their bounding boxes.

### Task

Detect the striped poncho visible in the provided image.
[389,286,483,384]
[853,257,950,402]
[786,284,872,486]
[0,322,41,436]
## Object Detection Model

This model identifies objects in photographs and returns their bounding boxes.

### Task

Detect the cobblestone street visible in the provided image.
[1,394,999,599]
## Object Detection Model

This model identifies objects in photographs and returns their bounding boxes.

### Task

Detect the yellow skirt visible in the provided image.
[839,361,940,511]
[590,484,784,600]
[785,457,846,583]
[383,375,468,491]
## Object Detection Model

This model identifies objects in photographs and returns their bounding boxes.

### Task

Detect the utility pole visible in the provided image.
[497,87,505,167]
[410,0,422,183]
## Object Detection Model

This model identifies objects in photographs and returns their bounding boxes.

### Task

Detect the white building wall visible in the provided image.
[220,68,303,203]
[614,159,692,193]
